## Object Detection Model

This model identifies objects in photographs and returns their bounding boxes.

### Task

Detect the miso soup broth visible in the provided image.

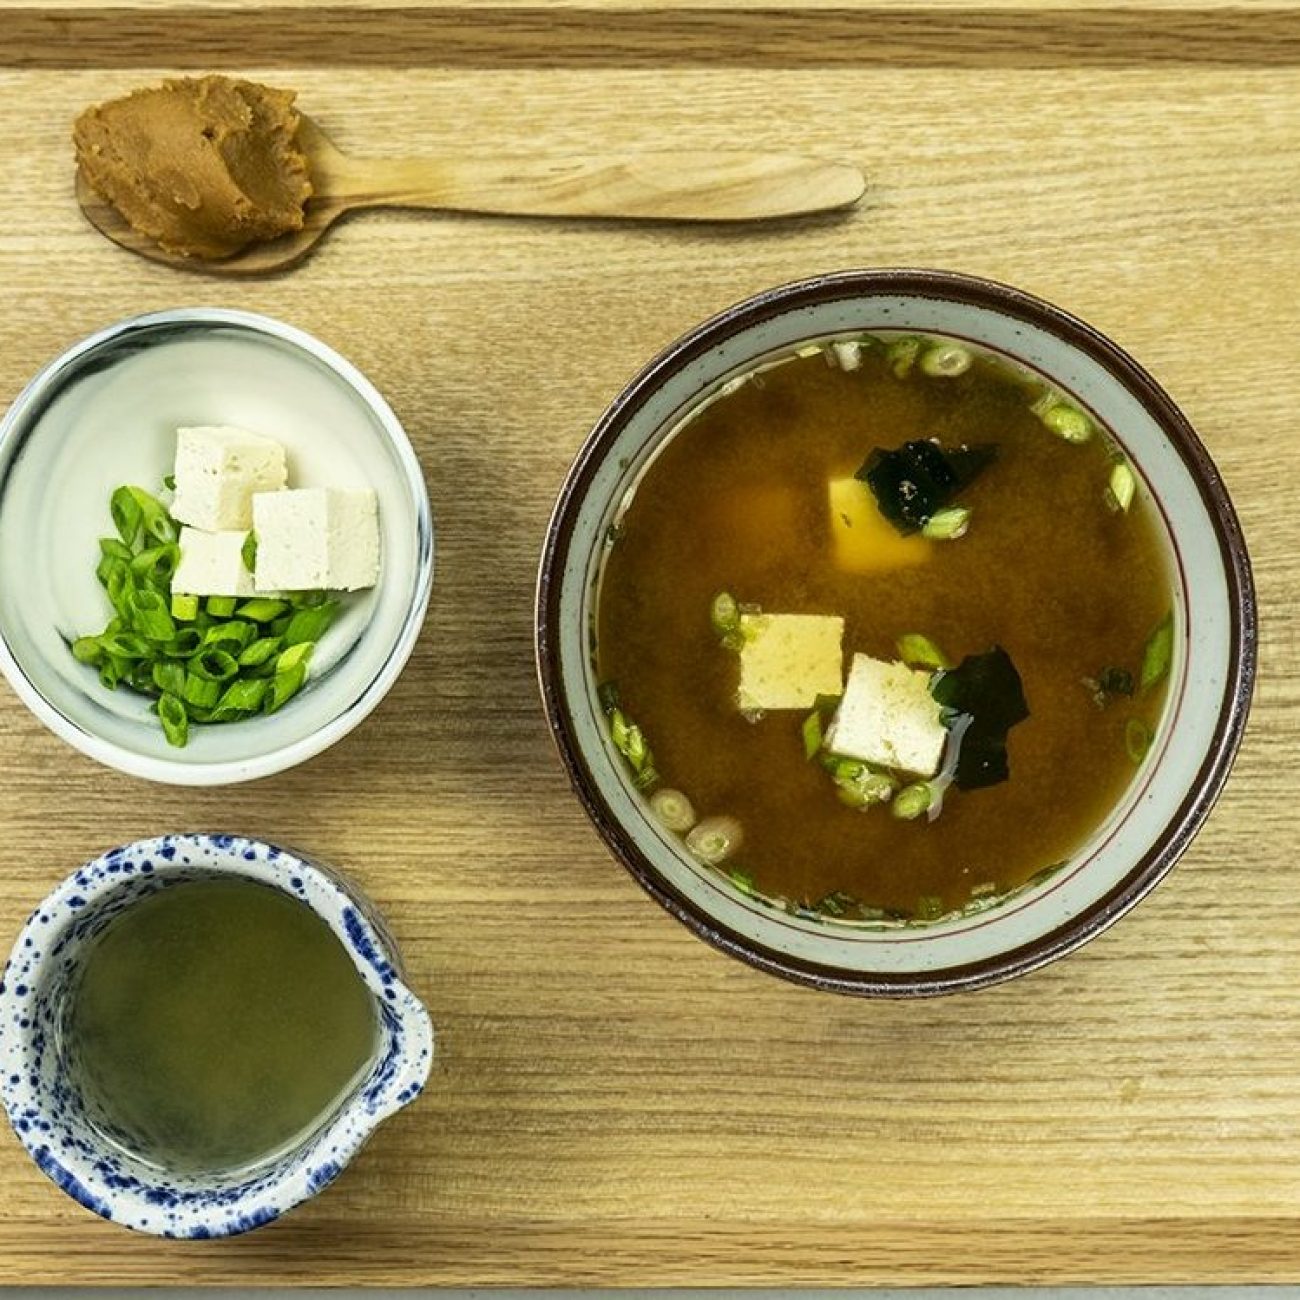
[595,333,1175,924]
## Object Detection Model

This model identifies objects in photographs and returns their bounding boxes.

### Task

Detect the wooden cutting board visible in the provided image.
[0,1,1298,1284]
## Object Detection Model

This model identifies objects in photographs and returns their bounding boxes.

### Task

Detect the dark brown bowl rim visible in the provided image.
[535,268,1257,998]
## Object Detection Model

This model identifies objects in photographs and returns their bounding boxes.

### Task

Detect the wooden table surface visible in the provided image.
[0,1,1297,1285]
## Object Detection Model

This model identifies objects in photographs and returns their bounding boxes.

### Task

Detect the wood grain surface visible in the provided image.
[0,26,1295,1286]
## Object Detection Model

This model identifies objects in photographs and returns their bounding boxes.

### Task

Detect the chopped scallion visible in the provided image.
[1040,402,1093,444]
[205,596,237,618]
[886,336,922,379]
[157,693,188,748]
[1106,461,1136,513]
[649,788,697,833]
[1125,717,1152,764]
[801,710,824,760]
[921,506,972,541]
[896,632,952,671]
[685,815,743,865]
[170,593,199,622]
[241,531,258,574]
[892,782,933,820]
[920,343,972,378]
[1140,611,1174,692]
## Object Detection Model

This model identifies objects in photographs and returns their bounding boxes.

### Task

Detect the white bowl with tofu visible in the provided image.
[537,269,1255,996]
[0,310,433,784]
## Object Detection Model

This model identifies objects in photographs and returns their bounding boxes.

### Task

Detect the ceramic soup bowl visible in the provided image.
[536,269,1256,997]
[0,834,434,1237]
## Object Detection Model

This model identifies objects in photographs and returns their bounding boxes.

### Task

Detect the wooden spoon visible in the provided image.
[77,115,866,276]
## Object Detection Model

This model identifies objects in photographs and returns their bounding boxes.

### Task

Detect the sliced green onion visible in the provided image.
[130,544,179,590]
[1040,403,1093,444]
[801,710,824,760]
[892,782,933,820]
[276,642,314,674]
[920,343,972,377]
[710,591,742,649]
[157,693,188,748]
[649,788,696,833]
[167,629,203,657]
[728,869,756,895]
[163,473,176,491]
[235,597,288,623]
[129,589,175,643]
[98,656,128,690]
[71,637,103,665]
[265,662,307,713]
[170,592,199,622]
[105,564,135,618]
[192,648,238,682]
[685,815,743,865]
[202,621,254,651]
[241,531,258,573]
[98,631,150,659]
[182,673,221,709]
[887,336,921,379]
[238,637,282,668]
[1106,462,1136,513]
[128,487,178,545]
[1125,717,1152,764]
[597,680,621,713]
[110,487,144,547]
[1140,611,1174,692]
[283,600,340,647]
[211,677,269,719]
[206,596,238,618]
[896,632,952,670]
[99,538,132,562]
[151,660,186,696]
[129,660,161,695]
[921,506,972,540]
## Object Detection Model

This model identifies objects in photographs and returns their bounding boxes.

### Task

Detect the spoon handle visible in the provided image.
[332,152,864,222]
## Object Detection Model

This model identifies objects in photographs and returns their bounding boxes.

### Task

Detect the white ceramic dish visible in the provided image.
[536,269,1257,996]
[0,309,434,785]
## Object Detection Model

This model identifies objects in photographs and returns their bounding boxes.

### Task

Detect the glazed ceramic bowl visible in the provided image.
[0,309,433,785]
[536,269,1256,997]
[0,833,434,1237]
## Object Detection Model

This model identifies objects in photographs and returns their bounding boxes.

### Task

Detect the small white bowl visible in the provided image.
[0,310,433,785]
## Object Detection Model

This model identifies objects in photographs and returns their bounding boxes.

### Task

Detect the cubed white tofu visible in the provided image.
[827,653,947,777]
[171,426,288,532]
[253,488,380,592]
[737,613,844,712]
[172,528,256,597]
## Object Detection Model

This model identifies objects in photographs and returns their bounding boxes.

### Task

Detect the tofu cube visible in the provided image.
[253,488,380,592]
[737,613,844,712]
[828,477,929,574]
[827,653,947,777]
[172,528,256,597]
[171,426,288,532]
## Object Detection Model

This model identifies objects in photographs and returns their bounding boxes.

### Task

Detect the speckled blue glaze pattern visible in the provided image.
[0,834,435,1238]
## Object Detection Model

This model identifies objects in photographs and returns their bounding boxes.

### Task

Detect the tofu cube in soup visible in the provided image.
[737,613,844,711]
[172,527,256,597]
[170,426,288,532]
[828,653,947,777]
[827,477,929,574]
[253,488,380,592]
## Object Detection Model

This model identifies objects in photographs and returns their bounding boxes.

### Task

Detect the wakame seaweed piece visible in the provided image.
[856,440,997,535]
[930,646,1030,790]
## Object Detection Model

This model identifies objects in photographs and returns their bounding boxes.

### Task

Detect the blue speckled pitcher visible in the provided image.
[0,833,434,1238]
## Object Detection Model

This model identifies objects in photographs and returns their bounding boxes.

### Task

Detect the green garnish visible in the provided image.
[921,506,971,541]
[896,633,952,671]
[1032,395,1094,444]
[919,343,972,378]
[710,591,744,650]
[801,711,824,760]
[649,788,696,833]
[1106,462,1136,513]
[1125,717,1152,764]
[71,485,342,748]
[892,783,933,820]
[241,530,258,574]
[886,336,922,379]
[1140,611,1174,692]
